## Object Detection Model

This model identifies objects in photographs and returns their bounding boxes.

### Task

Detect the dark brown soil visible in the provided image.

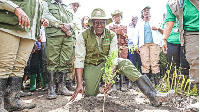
[13,84,198,112]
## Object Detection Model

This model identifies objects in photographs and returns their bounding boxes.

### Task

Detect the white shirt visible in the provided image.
[136,20,162,48]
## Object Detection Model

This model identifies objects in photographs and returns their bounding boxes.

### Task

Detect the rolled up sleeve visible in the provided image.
[0,0,18,12]
[109,34,118,65]
[74,33,86,68]
[42,1,62,27]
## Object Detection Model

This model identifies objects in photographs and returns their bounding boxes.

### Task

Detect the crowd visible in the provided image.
[0,0,199,111]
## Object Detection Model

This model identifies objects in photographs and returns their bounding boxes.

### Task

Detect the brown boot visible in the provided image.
[4,77,36,111]
[136,75,175,107]
[0,78,8,112]
[57,72,73,96]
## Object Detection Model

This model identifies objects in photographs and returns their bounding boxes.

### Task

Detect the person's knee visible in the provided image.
[85,90,98,96]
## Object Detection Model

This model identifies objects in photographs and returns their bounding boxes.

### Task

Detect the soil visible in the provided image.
[14,83,199,112]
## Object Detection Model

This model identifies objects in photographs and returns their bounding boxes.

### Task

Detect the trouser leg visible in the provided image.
[184,32,199,84]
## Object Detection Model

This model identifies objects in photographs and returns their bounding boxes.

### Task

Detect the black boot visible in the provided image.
[127,80,132,89]
[0,78,8,112]
[57,72,73,96]
[42,72,48,90]
[46,72,57,100]
[144,73,152,81]
[120,75,127,92]
[136,75,175,107]
[152,73,160,86]
[66,80,75,91]
[4,77,36,111]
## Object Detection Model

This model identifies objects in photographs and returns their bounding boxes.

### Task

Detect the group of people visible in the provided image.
[0,0,199,112]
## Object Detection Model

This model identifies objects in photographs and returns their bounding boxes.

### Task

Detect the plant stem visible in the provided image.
[103,93,106,112]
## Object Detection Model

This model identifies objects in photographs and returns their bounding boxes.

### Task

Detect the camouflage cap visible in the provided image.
[111,10,123,18]
[88,8,112,26]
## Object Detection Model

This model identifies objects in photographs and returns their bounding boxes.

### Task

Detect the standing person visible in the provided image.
[40,25,48,90]
[108,10,128,92]
[127,16,142,89]
[162,0,199,99]
[81,16,90,30]
[69,8,175,107]
[0,0,48,111]
[66,1,81,92]
[162,17,190,86]
[136,6,163,86]
[29,41,44,91]
[42,0,74,100]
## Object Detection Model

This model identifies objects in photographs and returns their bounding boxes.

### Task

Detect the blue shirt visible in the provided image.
[144,22,153,43]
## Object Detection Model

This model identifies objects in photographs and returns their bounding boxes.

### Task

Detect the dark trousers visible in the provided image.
[167,42,190,75]
[128,51,142,73]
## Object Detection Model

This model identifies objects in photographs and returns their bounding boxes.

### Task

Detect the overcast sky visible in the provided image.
[64,0,168,25]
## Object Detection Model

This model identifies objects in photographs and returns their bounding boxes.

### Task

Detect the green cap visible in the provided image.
[88,8,112,26]
[111,10,123,18]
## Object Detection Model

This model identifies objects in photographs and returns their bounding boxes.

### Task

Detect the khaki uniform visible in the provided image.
[0,0,42,78]
[42,0,75,72]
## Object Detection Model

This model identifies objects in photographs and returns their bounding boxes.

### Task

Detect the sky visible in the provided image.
[64,0,168,25]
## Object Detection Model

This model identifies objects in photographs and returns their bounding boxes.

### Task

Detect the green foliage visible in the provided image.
[128,45,138,54]
[102,51,118,85]
[101,51,118,112]
[157,63,198,97]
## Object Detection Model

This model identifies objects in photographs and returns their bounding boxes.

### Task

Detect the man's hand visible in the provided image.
[68,84,84,102]
[14,7,30,29]
[152,26,158,30]
[162,39,167,54]
[103,83,112,94]
[41,18,49,27]
[136,49,140,54]
[59,23,72,37]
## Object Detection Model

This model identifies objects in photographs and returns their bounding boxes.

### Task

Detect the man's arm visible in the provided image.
[162,21,175,54]
[0,0,30,28]
[69,33,86,102]
[161,4,176,54]
[0,0,18,12]
[42,1,62,27]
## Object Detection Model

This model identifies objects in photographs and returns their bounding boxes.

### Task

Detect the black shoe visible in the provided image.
[19,91,32,97]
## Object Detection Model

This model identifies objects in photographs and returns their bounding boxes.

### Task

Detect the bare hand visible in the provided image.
[136,49,140,54]
[162,40,167,54]
[41,18,49,27]
[152,26,158,30]
[69,84,84,102]
[14,7,30,29]
[103,83,112,94]
[59,23,72,37]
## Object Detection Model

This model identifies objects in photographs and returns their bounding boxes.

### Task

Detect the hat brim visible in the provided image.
[111,12,123,18]
[88,18,113,26]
